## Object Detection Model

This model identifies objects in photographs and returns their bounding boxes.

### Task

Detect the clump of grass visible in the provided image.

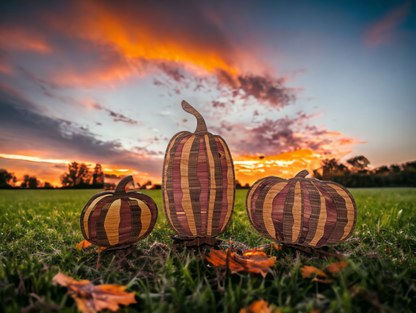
[1,188,415,312]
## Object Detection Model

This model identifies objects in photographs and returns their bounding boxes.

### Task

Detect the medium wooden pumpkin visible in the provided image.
[246,170,357,248]
[80,176,158,249]
[162,100,235,246]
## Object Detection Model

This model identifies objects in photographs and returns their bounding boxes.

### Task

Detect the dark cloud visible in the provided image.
[0,85,162,177]
[91,103,139,125]
[210,112,354,157]
[216,71,295,110]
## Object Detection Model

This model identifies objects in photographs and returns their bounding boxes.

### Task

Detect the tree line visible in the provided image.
[0,162,104,189]
[1,156,415,189]
[313,156,416,187]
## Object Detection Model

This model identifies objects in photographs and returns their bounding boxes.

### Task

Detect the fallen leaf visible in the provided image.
[311,278,332,284]
[206,249,276,278]
[239,300,276,313]
[300,266,328,279]
[243,250,269,260]
[53,272,136,313]
[325,261,348,274]
[97,246,107,253]
[76,240,92,250]
[271,242,282,251]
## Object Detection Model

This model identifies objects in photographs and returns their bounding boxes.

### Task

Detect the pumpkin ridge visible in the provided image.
[255,181,281,240]
[180,135,197,236]
[197,136,209,236]
[96,200,112,246]
[207,134,223,235]
[172,134,193,236]
[320,183,348,245]
[217,137,235,234]
[164,132,191,235]
[303,180,321,245]
[204,134,216,236]
[327,183,356,241]
[314,183,337,247]
[215,137,228,232]
[298,181,312,244]
[282,181,297,242]
[126,198,142,244]
[188,135,202,236]
[291,181,303,244]
[117,199,132,245]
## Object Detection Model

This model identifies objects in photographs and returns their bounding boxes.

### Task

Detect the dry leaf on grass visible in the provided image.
[239,300,277,313]
[325,260,348,273]
[76,240,92,250]
[206,249,276,278]
[53,272,136,313]
[97,246,107,253]
[301,261,348,284]
[300,266,328,279]
[311,278,332,284]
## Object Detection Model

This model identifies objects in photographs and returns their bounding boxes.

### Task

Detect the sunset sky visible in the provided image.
[0,0,415,187]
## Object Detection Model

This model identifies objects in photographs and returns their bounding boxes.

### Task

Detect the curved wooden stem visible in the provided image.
[115,175,134,194]
[181,100,208,133]
[295,169,309,178]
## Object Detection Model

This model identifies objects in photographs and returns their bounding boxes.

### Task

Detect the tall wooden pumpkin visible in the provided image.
[246,170,357,248]
[162,100,235,246]
[80,176,158,250]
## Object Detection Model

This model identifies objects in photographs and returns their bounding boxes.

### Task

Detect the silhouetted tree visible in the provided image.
[43,182,54,189]
[92,164,104,185]
[347,156,370,172]
[389,164,401,173]
[60,162,90,187]
[320,158,345,179]
[0,169,16,188]
[404,161,416,171]
[139,181,152,190]
[21,174,40,188]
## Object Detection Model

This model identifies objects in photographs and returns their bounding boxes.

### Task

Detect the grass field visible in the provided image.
[1,188,416,312]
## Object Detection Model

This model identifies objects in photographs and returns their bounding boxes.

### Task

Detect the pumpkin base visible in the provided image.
[170,235,222,247]
[104,244,133,251]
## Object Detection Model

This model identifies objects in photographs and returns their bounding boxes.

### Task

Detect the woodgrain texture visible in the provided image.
[246,169,357,248]
[162,100,235,245]
[80,176,158,249]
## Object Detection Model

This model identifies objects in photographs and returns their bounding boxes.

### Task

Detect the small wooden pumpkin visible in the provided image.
[246,170,357,248]
[162,100,235,246]
[80,176,158,249]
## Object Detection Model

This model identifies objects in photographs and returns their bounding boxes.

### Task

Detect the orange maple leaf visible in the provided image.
[206,249,276,278]
[300,266,328,279]
[325,260,348,274]
[52,272,137,313]
[239,300,278,313]
[76,240,93,250]
[311,278,332,284]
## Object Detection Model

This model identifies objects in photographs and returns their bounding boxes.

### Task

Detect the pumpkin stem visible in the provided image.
[295,169,309,178]
[181,100,208,133]
[115,175,134,194]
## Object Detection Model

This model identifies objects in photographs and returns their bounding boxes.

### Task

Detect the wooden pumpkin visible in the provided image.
[80,176,158,249]
[246,170,357,248]
[162,100,235,246]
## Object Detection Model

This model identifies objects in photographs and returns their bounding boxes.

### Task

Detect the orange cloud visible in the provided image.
[0,28,53,53]
[33,1,291,108]
[364,2,411,47]
[234,149,335,186]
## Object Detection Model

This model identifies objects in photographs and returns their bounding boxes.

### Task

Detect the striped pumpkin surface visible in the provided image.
[162,100,235,243]
[80,176,158,249]
[246,169,357,248]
